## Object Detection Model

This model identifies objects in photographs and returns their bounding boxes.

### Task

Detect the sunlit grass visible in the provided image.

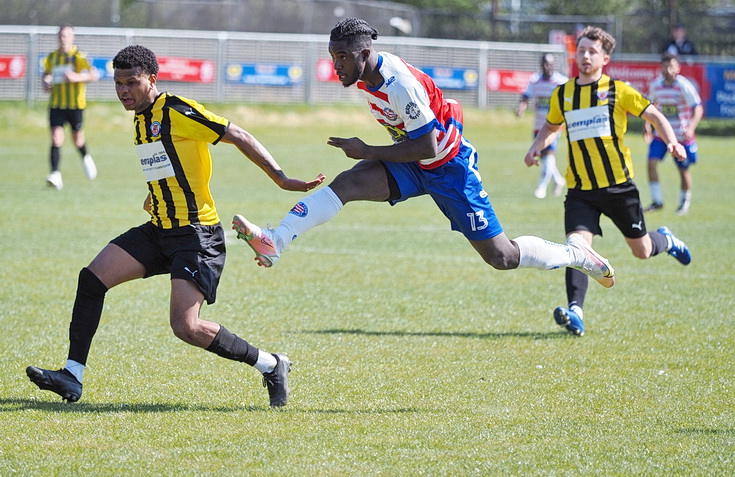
[0,101,733,475]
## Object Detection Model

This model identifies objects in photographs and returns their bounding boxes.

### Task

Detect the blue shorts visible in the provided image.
[648,137,697,169]
[534,130,559,154]
[382,138,503,241]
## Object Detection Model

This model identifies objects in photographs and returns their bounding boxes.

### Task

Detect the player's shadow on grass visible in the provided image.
[0,398,428,415]
[301,328,567,340]
[0,398,262,413]
[675,428,735,436]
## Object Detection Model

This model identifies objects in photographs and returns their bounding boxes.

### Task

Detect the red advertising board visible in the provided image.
[316,58,338,82]
[486,69,534,93]
[604,61,708,100]
[157,56,214,83]
[0,55,26,79]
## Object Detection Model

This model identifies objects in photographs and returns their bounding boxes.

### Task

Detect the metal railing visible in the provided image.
[0,25,565,109]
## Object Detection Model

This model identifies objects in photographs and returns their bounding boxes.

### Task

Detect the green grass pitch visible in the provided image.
[0,101,733,475]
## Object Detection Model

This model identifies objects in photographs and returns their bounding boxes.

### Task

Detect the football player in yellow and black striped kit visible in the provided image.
[26,45,325,407]
[524,26,692,336]
[42,24,99,190]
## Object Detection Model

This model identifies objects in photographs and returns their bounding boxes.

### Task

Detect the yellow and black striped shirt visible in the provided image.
[43,46,92,110]
[133,92,229,229]
[547,74,651,190]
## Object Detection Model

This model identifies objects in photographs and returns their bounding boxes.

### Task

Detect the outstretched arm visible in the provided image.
[641,106,687,161]
[524,121,562,167]
[327,128,438,163]
[221,123,325,192]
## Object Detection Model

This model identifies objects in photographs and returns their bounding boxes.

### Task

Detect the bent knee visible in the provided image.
[483,253,519,270]
[171,321,198,344]
[631,248,651,260]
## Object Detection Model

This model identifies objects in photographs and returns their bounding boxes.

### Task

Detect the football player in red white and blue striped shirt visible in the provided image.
[643,54,703,215]
[233,17,616,295]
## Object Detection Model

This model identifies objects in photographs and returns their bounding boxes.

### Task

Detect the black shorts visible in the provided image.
[564,182,647,239]
[50,108,84,131]
[110,222,226,304]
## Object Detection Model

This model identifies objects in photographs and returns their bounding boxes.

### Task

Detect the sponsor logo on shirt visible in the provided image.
[564,105,612,142]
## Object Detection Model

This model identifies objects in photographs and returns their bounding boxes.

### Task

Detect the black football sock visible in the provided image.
[206,326,259,366]
[647,230,669,256]
[68,267,108,365]
[50,145,60,172]
[566,267,588,309]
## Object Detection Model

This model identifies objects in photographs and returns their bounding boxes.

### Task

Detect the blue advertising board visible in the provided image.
[705,64,735,118]
[225,63,303,86]
[420,67,479,90]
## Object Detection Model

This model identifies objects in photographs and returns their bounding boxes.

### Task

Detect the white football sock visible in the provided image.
[548,154,564,184]
[253,350,278,374]
[274,187,343,249]
[514,235,576,270]
[537,156,552,189]
[680,189,691,204]
[650,181,663,204]
[65,359,85,383]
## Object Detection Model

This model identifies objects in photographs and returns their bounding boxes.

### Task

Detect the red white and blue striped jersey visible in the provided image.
[522,71,569,131]
[647,74,701,142]
[357,52,464,170]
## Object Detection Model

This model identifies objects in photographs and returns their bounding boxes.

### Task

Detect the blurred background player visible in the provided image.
[524,26,691,336]
[516,53,568,199]
[42,24,99,190]
[644,54,703,215]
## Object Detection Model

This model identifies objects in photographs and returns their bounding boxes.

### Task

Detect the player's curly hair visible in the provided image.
[112,45,159,75]
[330,17,378,50]
[576,26,616,54]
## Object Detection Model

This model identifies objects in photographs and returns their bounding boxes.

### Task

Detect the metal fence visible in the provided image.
[0,25,567,110]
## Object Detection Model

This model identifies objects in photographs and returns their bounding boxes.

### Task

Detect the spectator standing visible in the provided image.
[661,24,698,56]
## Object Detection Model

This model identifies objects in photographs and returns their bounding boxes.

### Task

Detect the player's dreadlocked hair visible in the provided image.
[330,17,379,50]
[112,45,159,75]
[576,26,616,55]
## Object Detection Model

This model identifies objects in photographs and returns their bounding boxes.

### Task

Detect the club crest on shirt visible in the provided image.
[383,107,397,121]
[150,121,162,137]
[405,102,420,120]
[597,91,609,101]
